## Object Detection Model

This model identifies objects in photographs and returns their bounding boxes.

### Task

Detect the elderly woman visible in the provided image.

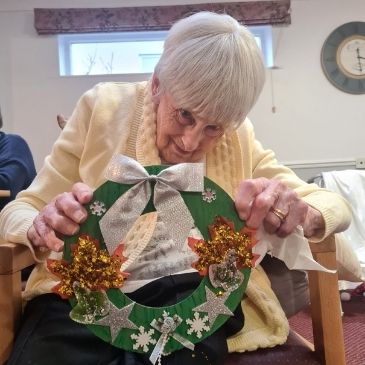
[0,11,350,365]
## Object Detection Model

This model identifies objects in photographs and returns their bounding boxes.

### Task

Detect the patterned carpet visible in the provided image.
[289,296,365,365]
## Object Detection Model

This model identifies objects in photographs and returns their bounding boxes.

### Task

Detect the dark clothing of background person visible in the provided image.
[0,131,36,210]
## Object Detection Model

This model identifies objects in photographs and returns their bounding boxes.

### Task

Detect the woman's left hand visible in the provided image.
[234,178,324,238]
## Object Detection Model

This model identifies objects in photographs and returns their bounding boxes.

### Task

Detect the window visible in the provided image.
[58,26,273,76]
[58,31,166,76]
[249,25,274,68]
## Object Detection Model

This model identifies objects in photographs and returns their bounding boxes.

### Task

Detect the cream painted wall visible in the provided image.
[0,0,364,170]
[250,0,365,167]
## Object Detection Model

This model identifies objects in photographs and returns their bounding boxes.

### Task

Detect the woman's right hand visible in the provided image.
[27,182,93,252]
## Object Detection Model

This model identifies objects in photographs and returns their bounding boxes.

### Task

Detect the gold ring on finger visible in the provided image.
[271,208,287,222]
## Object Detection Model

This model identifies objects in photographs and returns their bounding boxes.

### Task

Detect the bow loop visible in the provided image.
[99,155,204,255]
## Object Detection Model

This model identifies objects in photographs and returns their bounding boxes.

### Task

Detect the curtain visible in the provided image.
[34,1,290,35]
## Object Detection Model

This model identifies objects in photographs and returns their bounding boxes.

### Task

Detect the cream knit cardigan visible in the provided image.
[0,81,351,352]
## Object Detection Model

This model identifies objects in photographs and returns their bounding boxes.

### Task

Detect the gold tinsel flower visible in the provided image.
[188,216,258,276]
[47,234,127,299]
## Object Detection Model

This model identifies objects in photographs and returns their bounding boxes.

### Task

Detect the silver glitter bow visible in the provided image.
[149,312,194,365]
[99,155,204,254]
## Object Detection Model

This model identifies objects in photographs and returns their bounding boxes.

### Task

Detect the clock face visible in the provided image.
[338,36,365,77]
[321,22,365,94]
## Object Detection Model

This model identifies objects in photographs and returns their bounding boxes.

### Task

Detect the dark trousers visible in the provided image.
[7,273,244,365]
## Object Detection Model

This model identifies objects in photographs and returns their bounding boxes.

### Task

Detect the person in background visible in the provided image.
[0,107,36,210]
[0,11,351,365]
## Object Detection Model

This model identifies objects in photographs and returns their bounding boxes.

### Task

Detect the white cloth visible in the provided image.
[253,225,335,273]
[322,170,365,278]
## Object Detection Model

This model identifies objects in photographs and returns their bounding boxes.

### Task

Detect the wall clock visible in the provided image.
[321,22,365,94]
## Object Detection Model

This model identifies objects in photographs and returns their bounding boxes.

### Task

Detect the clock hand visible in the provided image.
[355,48,365,59]
[356,48,365,59]
[356,48,363,72]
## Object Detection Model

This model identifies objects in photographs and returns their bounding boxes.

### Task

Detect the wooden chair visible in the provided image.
[0,235,345,365]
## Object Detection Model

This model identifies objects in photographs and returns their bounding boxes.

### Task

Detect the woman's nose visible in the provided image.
[181,126,203,151]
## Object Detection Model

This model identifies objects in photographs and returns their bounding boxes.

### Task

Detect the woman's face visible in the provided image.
[154,92,224,164]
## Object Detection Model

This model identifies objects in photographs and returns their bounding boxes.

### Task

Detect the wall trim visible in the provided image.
[282,159,356,170]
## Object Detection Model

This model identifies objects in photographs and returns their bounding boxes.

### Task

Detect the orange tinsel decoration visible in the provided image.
[47,234,127,299]
[188,216,257,276]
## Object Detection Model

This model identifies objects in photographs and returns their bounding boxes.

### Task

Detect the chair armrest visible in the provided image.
[308,235,345,365]
[0,241,35,275]
[0,241,35,364]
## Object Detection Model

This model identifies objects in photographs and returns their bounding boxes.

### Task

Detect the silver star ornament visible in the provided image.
[192,286,234,326]
[96,301,137,342]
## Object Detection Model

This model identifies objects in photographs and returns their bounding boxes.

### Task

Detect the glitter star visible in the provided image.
[192,286,233,325]
[96,302,137,342]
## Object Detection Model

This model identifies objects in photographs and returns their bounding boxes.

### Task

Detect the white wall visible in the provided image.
[0,0,364,175]
[250,0,365,169]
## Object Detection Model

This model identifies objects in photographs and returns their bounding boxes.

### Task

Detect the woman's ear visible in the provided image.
[151,74,161,104]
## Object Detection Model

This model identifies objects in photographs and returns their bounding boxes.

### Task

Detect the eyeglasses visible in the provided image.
[174,108,224,138]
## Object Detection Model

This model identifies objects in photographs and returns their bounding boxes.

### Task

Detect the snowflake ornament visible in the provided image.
[131,326,157,352]
[202,188,216,203]
[89,200,107,216]
[186,312,210,338]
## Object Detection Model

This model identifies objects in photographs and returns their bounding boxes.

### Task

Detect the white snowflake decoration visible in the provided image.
[202,188,216,203]
[89,200,106,216]
[186,312,210,338]
[131,326,157,352]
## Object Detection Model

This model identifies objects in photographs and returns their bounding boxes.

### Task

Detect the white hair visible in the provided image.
[154,11,266,130]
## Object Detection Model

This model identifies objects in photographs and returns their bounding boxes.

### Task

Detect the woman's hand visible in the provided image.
[27,183,93,252]
[234,178,324,238]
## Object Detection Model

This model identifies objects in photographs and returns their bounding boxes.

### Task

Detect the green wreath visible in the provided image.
[48,160,255,361]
